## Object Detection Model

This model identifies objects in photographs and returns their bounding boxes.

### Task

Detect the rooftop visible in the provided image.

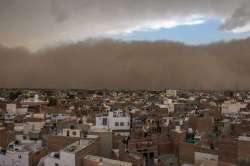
[239,136,250,141]
[63,139,94,154]
[84,155,132,166]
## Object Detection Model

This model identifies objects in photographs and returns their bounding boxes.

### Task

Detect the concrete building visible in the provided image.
[83,155,132,166]
[23,120,45,135]
[95,109,130,132]
[20,94,48,107]
[0,139,46,166]
[238,136,250,165]
[89,127,113,158]
[61,128,82,138]
[6,104,28,115]
[221,101,247,114]
[6,104,17,114]
[43,137,99,166]
[165,90,177,97]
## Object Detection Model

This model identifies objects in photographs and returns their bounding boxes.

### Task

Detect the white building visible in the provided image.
[17,107,28,115]
[6,104,28,115]
[60,128,81,137]
[156,99,175,113]
[221,101,247,114]
[20,94,48,107]
[46,113,72,121]
[4,113,15,121]
[43,137,99,166]
[95,109,130,132]
[166,89,177,97]
[14,120,45,135]
[0,139,43,166]
[6,104,17,114]
[0,148,30,166]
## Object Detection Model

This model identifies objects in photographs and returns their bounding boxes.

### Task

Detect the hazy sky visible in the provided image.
[1,0,250,50]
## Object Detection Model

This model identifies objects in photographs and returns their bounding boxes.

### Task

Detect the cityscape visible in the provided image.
[1,0,250,166]
[0,89,249,166]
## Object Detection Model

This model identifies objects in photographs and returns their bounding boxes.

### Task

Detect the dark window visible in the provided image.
[103,118,107,125]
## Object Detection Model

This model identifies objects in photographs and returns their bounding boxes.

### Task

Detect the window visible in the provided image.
[121,112,125,117]
[55,163,59,166]
[18,155,22,159]
[115,122,119,126]
[72,131,77,136]
[103,118,107,126]
[120,122,124,126]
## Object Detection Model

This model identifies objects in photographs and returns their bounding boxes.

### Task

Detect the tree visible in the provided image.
[48,97,57,106]
[9,91,22,101]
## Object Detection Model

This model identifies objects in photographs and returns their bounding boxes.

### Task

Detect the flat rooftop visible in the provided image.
[63,139,94,153]
[239,136,250,141]
[84,155,132,166]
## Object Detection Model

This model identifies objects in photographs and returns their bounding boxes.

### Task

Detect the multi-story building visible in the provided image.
[43,137,99,166]
[95,109,130,132]
[221,101,247,114]
[0,139,47,166]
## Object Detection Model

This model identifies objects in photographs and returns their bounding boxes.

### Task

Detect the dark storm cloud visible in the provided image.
[0,39,250,90]
[0,0,250,49]
[220,3,250,31]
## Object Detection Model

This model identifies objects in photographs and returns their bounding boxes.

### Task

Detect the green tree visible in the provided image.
[48,97,58,106]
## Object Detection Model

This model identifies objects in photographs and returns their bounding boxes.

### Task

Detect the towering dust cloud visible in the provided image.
[0,39,250,89]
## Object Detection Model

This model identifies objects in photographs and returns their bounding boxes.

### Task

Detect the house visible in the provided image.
[43,137,99,166]
[0,139,47,166]
[95,109,130,132]
[221,101,247,114]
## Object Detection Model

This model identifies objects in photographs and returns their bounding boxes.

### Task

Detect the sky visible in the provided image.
[1,0,250,50]
[114,20,250,45]
[2,0,250,89]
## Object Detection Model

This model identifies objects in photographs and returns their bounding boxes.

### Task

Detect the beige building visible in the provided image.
[43,135,99,166]
[83,155,132,166]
